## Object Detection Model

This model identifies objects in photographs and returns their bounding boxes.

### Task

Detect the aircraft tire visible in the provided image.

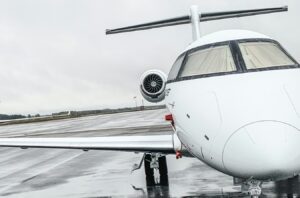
[158,156,169,186]
[144,154,155,186]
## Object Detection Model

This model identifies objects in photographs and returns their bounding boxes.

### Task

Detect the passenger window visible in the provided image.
[239,42,296,69]
[179,45,236,77]
[168,55,185,81]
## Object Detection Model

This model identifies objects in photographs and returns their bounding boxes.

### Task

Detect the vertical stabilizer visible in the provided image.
[190,5,201,41]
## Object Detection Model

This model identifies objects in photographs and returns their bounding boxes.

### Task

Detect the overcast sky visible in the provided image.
[0,0,299,115]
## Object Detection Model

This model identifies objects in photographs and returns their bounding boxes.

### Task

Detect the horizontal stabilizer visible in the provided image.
[106,15,190,35]
[201,6,287,22]
[106,6,287,35]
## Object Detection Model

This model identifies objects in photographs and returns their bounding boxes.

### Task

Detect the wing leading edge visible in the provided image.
[0,135,175,154]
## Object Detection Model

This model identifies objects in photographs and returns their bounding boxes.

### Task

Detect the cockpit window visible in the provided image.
[168,55,185,81]
[179,45,236,78]
[239,42,296,69]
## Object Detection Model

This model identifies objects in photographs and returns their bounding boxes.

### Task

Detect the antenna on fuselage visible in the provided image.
[106,6,288,41]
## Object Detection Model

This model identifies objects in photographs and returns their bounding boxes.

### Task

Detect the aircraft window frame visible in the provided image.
[168,41,243,83]
[166,38,299,84]
[236,38,299,72]
[168,54,186,81]
[178,43,238,78]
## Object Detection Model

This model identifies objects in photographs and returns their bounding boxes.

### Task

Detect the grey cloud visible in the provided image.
[0,0,298,114]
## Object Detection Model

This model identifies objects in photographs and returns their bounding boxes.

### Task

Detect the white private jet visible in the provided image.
[0,5,299,198]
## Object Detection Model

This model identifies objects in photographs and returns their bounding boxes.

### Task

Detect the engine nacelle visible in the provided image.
[140,70,167,103]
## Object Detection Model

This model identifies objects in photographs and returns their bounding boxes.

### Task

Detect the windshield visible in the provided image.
[168,55,185,81]
[179,45,236,78]
[239,42,296,69]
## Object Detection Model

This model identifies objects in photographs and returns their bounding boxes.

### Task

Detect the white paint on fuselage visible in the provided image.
[166,65,300,181]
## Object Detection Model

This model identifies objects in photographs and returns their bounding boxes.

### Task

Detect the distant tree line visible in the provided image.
[52,105,166,117]
[27,114,40,118]
[0,105,166,121]
[0,114,26,120]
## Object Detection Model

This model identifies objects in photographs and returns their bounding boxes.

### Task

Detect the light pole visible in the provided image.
[141,99,144,110]
[133,96,137,108]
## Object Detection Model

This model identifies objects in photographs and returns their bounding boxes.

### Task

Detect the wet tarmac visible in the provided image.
[0,109,299,198]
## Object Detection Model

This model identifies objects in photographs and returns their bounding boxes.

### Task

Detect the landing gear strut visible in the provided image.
[144,153,169,186]
[131,153,170,197]
[242,179,262,198]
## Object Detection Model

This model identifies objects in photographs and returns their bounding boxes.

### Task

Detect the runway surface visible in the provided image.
[0,109,299,198]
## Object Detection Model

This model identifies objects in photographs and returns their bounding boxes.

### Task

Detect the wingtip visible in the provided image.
[105,29,111,35]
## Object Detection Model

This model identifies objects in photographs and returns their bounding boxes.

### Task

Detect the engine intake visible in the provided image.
[140,70,167,103]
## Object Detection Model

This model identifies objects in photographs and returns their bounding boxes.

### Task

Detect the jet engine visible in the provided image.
[140,70,167,103]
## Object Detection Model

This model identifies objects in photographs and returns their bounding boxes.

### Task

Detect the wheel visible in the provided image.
[158,156,169,186]
[144,154,155,186]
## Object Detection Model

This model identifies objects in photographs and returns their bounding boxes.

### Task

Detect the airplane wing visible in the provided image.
[0,135,176,154]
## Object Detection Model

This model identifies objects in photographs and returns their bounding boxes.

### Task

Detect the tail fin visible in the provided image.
[106,6,287,40]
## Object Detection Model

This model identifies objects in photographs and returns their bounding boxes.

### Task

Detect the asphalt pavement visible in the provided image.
[0,109,298,198]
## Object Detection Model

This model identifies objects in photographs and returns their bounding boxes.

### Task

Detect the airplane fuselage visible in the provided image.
[165,30,300,181]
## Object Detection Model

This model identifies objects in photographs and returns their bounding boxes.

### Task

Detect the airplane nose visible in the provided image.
[222,121,300,180]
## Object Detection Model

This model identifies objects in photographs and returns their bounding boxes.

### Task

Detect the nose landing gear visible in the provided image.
[131,153,170,197]
[144,153,169,186]
[131,153,169,186]
[242,179,262,198]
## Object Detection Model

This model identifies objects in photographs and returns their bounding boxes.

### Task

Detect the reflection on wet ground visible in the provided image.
[0,109,299,197]
[262,175,300,198]
[131,177,300,198]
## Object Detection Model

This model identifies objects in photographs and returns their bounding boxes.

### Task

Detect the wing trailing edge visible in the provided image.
[0,135,175,154]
